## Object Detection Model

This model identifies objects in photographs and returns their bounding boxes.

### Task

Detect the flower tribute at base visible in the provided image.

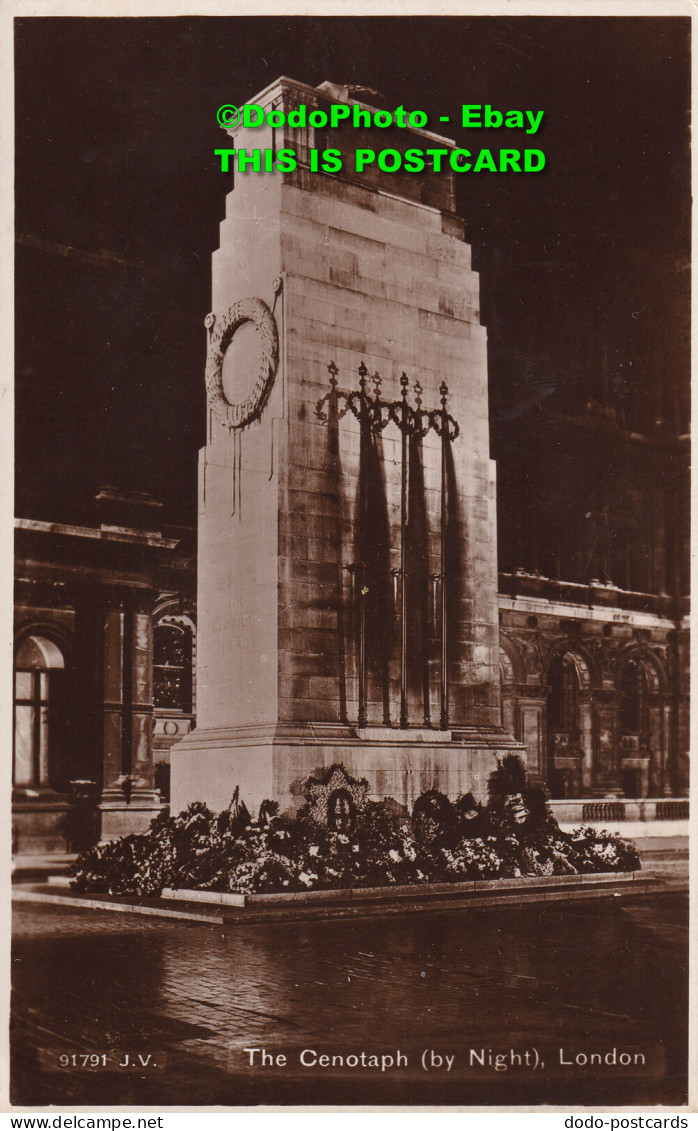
[71,756,640,897]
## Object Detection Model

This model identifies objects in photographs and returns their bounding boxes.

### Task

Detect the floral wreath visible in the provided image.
[303,764,369,830]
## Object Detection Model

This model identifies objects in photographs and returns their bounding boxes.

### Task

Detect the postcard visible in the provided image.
[9,5,692,1113]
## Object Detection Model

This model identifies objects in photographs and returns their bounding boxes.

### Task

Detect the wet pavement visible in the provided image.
[11,890,688,1108]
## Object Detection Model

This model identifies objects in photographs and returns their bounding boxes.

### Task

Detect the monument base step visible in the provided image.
[13,870,681,926]
[99,789,165,841]
[170,725,526,816]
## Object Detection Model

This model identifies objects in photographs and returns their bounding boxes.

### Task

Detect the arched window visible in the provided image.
[14,634,67,791]
[153,623,193,713]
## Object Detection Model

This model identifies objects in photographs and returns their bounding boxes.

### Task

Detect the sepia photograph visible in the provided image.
[11,10,690,1110]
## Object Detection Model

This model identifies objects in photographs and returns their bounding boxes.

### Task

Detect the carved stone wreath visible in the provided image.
[205,297,279,429]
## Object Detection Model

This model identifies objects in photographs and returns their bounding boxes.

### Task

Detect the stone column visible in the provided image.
[578,697,594,794]
[101,596,125,793]
[591,691,623,796]
[674,624,690,795]
[658,700,673,796]
[515,688,547,785]
[129,591,156,791]
[100,588,162,840]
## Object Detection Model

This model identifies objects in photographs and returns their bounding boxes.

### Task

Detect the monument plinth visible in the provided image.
[171,77,523,816]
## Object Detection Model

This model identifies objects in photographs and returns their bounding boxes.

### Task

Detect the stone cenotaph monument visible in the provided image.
[171,77,523,816]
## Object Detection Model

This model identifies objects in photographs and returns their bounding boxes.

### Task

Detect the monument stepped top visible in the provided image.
[315,81,388,108]
[225,74,456,149]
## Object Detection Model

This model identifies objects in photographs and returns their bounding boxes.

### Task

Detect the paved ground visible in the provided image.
[11,881,688,1108]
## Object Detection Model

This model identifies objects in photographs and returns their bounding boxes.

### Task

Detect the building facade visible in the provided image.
[14,527,688,856]
[13,512,689,855]
[13,489,195,854]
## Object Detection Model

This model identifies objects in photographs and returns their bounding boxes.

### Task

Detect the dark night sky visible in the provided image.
[15,16,690,529]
